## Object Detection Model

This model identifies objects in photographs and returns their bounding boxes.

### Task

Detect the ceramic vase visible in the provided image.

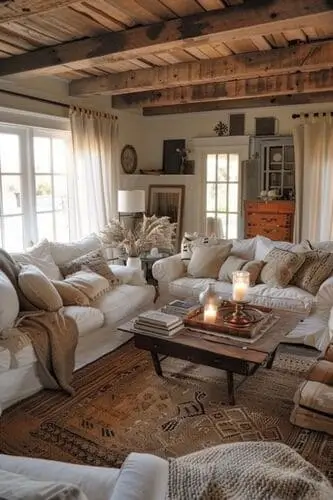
[199,283,220,307]
[127,256,142,270]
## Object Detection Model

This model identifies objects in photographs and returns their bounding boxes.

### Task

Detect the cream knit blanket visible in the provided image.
[168,442,332,500]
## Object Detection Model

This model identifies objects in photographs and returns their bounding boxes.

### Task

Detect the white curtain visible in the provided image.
[69,106,119,238]
[293,114,333,243]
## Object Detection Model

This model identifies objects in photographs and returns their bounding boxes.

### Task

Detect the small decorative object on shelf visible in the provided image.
[214,121,229,136]
[175,146,191,174]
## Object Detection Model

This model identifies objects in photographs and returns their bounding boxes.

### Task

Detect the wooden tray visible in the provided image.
[184,302,272,339]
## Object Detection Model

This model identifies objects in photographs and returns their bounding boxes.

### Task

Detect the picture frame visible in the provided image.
[148,185,185,250]
[162,139,185,174]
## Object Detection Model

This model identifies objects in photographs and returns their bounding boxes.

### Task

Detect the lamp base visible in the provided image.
[119,212,143,232]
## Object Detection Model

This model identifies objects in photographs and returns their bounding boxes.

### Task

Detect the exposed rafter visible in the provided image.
[112,69,333,108]
[0,0,333,77]
[142,91,333,115]
[70,40,333,97]
[0,0,79,23]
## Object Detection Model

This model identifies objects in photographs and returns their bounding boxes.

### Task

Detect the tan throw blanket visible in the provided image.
[168,442,333,500]
[0,249,78,395]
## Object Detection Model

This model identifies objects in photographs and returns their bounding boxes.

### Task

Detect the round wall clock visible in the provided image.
[121,144,137,174]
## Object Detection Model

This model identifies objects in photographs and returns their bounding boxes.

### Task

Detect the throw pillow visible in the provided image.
[231,238,257,260]
[49,232,102,266]
[12,239,62,281]
[292,250,333,295]
[188,243,232,278]
[260,248,305,288]
[218,255,264,286]
[18,264,63,311]
[255,235,295,261]
[52,280,90,306]
[65,269,110,301]
[0,270,19,332]
[181,233,230,264]
[60,249,119,287]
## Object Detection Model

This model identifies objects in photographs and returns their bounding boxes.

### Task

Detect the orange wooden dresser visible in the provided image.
[244,200,295,242]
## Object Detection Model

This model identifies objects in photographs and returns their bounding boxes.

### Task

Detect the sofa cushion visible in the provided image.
[65,270,110,302]
[12,239,62,281]
[260,248,305,288]
[0,454,119,500]
[292,250,333,295]
[0,271,19,332]
[181,233,230,264]
[109,265,146,286]
[188,243,232,278]
[293,380,333,417]
[18,265,63,312]
[0,469,88,500]
[92,284,154,326]
[218,255,263,286]
[63,306,104,336]
[60,249,119,287]
[49,233,102,266]
[52,280,90,307]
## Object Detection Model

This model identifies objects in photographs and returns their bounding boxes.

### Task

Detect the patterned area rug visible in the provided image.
[1,340,333,480]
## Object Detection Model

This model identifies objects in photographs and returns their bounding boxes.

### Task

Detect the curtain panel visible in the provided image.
[69,106,119,238]
[293,114,333,243]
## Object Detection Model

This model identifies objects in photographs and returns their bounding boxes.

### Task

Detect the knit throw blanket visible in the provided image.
[168,442,333,500]
[0,249,78,395]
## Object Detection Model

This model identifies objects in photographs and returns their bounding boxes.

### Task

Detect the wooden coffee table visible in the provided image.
[118,309,305,405]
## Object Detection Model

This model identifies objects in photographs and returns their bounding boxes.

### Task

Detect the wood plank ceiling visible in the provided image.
[1,0,333,114]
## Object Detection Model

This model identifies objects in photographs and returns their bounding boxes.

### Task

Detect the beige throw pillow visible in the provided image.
[60,249,119,287]
[218,255,264,286]
[188,244,232,278]
[292,250,333,295]
[65,270,110,301]
[18,264,63,311]
[52,280,90,306]
[260,248,305,288]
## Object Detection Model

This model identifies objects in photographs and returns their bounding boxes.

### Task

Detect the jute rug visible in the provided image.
[1,340,333,480]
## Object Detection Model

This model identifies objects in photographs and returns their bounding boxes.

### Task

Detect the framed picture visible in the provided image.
[148,185,185,250]
[162,139,185,174]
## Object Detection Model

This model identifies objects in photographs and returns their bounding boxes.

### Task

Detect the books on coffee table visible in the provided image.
[135,310,183,337]
[161,299,201,318]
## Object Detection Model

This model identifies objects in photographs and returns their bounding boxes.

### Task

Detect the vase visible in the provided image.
[199,283,220,307]
[127,256,142,270]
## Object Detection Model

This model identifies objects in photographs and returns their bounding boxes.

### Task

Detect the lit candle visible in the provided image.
[232,271,250,302]
[204,304,217,322]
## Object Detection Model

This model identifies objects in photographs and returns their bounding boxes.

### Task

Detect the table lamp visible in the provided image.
[118,190,145,231]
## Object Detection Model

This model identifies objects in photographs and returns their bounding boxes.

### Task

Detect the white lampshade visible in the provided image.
[118,190,145,213]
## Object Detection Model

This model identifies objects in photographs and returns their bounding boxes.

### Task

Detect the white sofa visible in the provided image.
[152,235,333,350]
[0,452,168,500]
[0,234,155,415]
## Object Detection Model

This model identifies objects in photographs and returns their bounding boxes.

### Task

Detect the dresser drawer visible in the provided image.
[247,213,289,227]
[246,226,290,240]
[245,201,295,214]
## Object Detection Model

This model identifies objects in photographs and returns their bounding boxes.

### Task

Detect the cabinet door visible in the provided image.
[259,137,295,199]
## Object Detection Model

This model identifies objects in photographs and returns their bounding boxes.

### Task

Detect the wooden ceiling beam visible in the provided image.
[142,91,333,115]
[70,40,333,96]
[0,1,79,23]
[1,0,333,77]
[112,69,333,108]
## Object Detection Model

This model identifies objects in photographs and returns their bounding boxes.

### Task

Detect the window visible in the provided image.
[205,153,240,239]
[0,124,71,252]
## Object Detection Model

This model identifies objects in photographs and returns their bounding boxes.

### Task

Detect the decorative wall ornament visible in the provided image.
[214,121,229,136]
[121,144,138,174]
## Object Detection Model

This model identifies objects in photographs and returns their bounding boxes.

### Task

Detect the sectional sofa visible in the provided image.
[0,234,155,414]
[153,235,333,350]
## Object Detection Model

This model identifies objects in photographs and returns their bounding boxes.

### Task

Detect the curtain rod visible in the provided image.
[0,89,118,119]
[292,111,333,119]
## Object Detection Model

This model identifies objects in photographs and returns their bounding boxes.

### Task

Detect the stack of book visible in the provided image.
[134,310,183,336]
[161,299,201,318]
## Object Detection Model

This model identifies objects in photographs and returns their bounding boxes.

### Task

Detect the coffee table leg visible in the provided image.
[266,348,278,369]
[227,371,235,405]
[151,351,163,376]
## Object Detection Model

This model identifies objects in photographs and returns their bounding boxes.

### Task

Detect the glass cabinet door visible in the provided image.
[261,137,295,199]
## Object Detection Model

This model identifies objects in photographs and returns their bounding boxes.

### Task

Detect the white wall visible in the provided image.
[120,101,333,235]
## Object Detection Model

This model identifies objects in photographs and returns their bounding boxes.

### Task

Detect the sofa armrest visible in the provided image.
[316,276,333,316]
[111,452,168,500]
[152,254,186,284]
